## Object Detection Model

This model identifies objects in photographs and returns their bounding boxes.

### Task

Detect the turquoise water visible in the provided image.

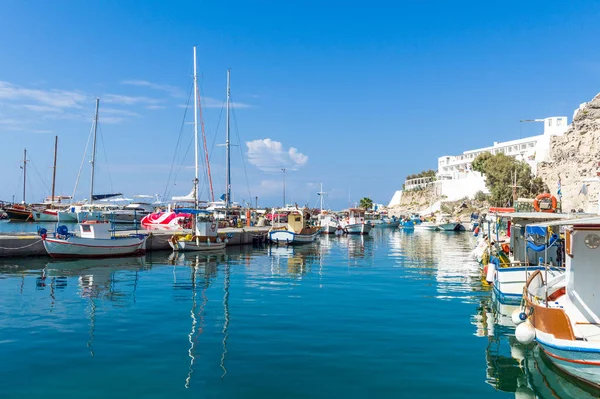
[0,229,597,398]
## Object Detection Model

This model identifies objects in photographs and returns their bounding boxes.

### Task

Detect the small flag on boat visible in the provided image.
[557,178,562,196]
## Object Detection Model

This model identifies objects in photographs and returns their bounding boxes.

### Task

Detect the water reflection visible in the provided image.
[475,295,600,398]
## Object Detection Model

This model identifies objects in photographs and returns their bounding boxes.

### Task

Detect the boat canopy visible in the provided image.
[92,193,123,201]
[174,208,211,215]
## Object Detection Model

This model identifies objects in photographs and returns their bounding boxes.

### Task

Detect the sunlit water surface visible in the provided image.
[1,228,597,398]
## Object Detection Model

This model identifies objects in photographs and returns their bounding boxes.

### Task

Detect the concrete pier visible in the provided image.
[0,227,270,258]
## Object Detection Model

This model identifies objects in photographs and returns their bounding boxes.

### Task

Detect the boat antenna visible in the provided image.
[193,47,199,212]
[90,98,100,204]
[225,69,231,209]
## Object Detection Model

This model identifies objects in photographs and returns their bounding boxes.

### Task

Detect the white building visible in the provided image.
[388,116,569,207]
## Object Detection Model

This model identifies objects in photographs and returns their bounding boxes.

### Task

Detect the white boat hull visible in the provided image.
[57,210,78,223]
[414,223,438,231]
[493,266,564,304]
[33,210,58,222]
[77,210,105,223]
[168,239,227,252]
[269,229,320,244]
[345,223,372,235]
[536,330,600,387]
[43,236,146,258]
[437,223,460,231]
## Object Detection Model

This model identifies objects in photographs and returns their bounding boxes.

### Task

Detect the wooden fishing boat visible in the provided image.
[168,209,227,251]
[269,210,321,244]
[42,221,147,258]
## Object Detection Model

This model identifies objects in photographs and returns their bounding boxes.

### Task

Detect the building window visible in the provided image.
[529,142,534,148]
[521,144,526,150]
[557,119,562,126]
[548,119,552,126]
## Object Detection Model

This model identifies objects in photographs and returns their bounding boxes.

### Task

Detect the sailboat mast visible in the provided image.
[193,46,199,210]
[319,183,324,212]
[90,98,100,204]
[22,148,27,204]
[51,135,58,203]
[225,69,231,209]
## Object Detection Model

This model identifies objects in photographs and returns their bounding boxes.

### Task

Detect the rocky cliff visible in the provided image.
[538,93,600,213]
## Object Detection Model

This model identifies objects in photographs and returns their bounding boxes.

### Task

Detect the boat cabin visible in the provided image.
[194,210,218,237]
[344,208,366,224]
[79,221,112,239]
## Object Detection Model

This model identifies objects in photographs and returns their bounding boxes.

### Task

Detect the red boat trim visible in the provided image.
[541,346,600,366]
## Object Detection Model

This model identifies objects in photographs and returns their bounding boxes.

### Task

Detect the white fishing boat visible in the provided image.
[168,209,227,251]
[269,210,321,244]
[41,221,146,258]
[317,211,340,234]
[517,216,600,388]
[33,209,59,222]
[340,208,372,235]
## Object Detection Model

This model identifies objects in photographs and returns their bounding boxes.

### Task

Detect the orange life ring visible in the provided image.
[533,193,557,213]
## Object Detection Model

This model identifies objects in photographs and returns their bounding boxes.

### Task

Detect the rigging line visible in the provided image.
[196,77,214,202]
[230,97,252,201]
[28,159,51,195]
[97,124,115,193]
[163,82,194,202]
[72,122,95,202]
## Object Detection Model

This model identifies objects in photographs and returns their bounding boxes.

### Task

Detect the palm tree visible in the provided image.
[359,197,373,210]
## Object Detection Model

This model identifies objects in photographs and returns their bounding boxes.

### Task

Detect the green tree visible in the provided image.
[472,152,548,206]
[359,197,373,210]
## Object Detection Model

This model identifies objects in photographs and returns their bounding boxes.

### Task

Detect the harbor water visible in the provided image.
[1,228,597,398]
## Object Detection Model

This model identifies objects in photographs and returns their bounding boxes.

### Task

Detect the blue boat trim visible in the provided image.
[537,337,600,354]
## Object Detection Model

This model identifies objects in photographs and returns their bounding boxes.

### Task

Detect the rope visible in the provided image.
[0,238,43,250]
[97,124,115,193]
[71,121,95,202]
[163,82,194,202]
[230,98,252,203]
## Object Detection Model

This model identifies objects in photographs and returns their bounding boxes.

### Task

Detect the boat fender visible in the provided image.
[515,321,535,344]
[217,237,222,243]
[511,309,527,325]
[485,262,496,284]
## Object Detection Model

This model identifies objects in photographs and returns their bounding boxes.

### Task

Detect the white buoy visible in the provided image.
[511,308,527,325]
[515,321,536,344]
[486,262,496,283]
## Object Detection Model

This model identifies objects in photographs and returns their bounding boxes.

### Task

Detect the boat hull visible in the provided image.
[168,239,227,252]
[493,266,564,304]
[378,221,400,228]
[414,224,437,231]
[5,208,33,221]
[345,223,372,235]
[57,210,78,223]
[141,211,189,229]
[437,223,460,231]
[43,236,146,258]
[536,332,600,388]
[269,229,320,244]
[33,209,58,222]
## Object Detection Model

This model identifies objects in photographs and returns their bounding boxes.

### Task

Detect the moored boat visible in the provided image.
[269,209,321,245]
[168,209,227,251]
[5,204,34,221]
[41,221,147,258]
[516,216,600,388]
[339,208,372,235]
[317,211,340,234]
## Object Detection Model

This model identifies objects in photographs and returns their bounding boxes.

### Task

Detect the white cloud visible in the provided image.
[146,105,166,110]
[121,79,184,98]
[246,138,308,171]
[103,94,162,106]
[0,81,87,108]
[202,97,252,109]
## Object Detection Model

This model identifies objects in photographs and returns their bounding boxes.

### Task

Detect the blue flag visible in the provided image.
[557,178,562,197]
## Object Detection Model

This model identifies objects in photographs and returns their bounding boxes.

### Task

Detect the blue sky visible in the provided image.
[1,1,600,209]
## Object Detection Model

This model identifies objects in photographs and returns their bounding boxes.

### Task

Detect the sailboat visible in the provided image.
[5,149,36,221]
[33,136,66,222]
[42,100,147,259]
[168,47,227,252]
